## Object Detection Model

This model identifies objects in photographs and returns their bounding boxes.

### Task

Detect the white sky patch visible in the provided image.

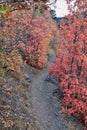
[55,0,69,17]
[47,0,70,17]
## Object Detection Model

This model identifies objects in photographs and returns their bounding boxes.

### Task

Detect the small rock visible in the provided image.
[25,74,32,83]
[44,74,58,86]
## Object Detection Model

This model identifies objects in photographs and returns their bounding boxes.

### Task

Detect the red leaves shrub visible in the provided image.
[49,9,87,129]
[25,13,57,68]
[16,10,57,68]
[24,34,49,68]
[1,9,57,68]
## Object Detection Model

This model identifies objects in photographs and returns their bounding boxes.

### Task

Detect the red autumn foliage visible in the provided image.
[14,10,57,68]
[49,0,87,129]
[1,9,58,68]
[24,16,57,68]
[66,0,87,14]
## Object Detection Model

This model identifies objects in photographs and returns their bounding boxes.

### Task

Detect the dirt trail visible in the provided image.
[25,48,83,130]
[31,69,68,130]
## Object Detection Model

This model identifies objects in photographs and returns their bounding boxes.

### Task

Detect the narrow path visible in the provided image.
[26,48,83,130]
[31,69,67,130]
